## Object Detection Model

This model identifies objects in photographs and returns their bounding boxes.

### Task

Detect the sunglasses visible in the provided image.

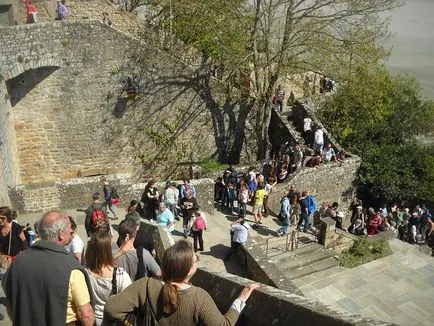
[193,253,200,264]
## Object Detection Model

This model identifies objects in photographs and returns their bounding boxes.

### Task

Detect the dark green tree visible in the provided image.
[320,65,434,206]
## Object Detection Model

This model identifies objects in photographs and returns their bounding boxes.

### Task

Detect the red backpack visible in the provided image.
[90,208,108,233]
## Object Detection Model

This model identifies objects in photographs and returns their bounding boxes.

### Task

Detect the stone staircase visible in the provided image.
[267,242,339,280]
[273,106,306,146]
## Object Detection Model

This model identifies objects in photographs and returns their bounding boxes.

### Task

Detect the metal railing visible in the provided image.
[265,229,299,254]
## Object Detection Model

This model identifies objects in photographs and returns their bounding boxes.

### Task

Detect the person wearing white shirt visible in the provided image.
[314,127,324,153]
[65,216,85,263]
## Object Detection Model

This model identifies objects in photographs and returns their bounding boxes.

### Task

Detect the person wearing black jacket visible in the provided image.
[180,193,199,239]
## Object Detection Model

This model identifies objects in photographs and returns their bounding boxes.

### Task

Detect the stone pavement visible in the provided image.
[292,238,434,325]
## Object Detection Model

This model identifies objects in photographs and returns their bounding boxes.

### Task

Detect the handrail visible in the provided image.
[264,229,299,254]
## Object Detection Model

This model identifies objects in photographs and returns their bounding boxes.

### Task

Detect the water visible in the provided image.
[387,0,434,99]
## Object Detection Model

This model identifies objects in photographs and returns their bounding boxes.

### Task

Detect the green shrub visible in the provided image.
[340,238,391,268]
[201,158,226,173]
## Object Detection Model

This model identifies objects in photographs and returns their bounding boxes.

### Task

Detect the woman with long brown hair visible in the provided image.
[85,232,131,326]
[104,240,259,325]
[0,206,28,268]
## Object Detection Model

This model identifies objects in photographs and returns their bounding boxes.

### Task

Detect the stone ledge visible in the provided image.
[192,267,392,326]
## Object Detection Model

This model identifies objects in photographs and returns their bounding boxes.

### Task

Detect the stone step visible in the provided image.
[286,257,340,280]
[276,248,336,271]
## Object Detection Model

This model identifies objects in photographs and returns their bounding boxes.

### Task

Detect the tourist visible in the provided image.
[191,210,207,252]
[276,191,291,236]
[275,84,285,113]
[56,0,68,21]
[102,12,112,26]
[336,149,346,163]
[141,179,159,221]
[156,202,175,234]
[25,1,37,23]
[350,197,363,223]
[180,192,199,239]
[114,219,161,280]
[226,182,237,215]
[180,179,197,200]
[85,232,131,326]
[303,114,313,147]
[252,183,266,226]
[120,213,157,258]
[314,125,324,153]
[84,192,110,237]
[104,240,259,325]
[0,206,28,269]
[126,199,139,214]
[3,210,94,325]
[291,143,304,173]
[297,191,311,232]
[65,216,84,263]
[305,153,322,167]
[237,183,249,216]
[368,211,382,235]
[322,143,336,162]
[163,181,179,220]
[263,177,276,217]
[221,170,232,208]
[100,176,118,220]
[224,214,250,261]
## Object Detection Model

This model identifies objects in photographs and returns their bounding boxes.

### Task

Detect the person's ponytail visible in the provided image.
[161,282,179,315]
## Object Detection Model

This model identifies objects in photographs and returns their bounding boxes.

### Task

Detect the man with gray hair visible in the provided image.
[3,210,95,326]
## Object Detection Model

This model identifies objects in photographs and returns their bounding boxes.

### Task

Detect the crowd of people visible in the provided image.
[0,203,258,325]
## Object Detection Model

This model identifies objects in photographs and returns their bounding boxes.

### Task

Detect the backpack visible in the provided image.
[90,208,108,233]
[135,246,147,281]
[194,214,206,231]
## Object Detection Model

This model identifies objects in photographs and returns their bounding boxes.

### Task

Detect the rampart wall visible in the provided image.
[0,20,215,210]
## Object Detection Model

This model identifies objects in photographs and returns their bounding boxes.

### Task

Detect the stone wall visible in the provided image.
[0,20,217,210]
[0,81,19,205]
[8,173,216,214]
[192,267,391,326]
[267,156,361,217]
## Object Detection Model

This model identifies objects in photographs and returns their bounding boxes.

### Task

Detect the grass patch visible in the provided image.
[340,237,391,268]
[200,158,226,173]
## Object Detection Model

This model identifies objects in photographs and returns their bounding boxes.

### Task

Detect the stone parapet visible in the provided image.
[8,173,216,214]
[192,267,392,326]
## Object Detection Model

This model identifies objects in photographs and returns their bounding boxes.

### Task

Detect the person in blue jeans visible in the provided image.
[297,191,311,232]
[277,192,291,236]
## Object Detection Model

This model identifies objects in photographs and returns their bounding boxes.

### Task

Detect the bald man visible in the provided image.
[3,210,95,326]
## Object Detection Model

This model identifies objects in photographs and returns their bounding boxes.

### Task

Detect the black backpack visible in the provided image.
[135,246,147,281]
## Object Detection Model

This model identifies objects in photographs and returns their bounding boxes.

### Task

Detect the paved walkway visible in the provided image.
[292,238,434,325]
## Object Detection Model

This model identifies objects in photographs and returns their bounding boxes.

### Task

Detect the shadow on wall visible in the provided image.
[112,96,128,118]
[6,66,60,107]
